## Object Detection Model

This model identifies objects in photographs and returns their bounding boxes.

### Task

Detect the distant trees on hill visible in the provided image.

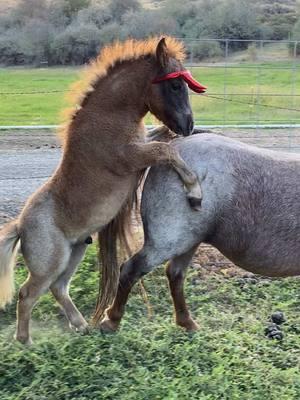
[253,0,299,39]
[0,0,299,65]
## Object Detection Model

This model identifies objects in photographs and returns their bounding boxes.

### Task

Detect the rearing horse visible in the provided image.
[0,37,206,344]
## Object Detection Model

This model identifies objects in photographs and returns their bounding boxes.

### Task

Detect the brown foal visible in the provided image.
[0,36,205,344]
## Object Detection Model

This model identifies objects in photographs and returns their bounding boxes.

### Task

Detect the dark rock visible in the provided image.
[269,330,284,340]
[271,311,286,325]
[265,323,280,335]
[265,323,284,340]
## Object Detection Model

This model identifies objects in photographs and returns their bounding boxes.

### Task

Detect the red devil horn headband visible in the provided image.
[152,70,207,93]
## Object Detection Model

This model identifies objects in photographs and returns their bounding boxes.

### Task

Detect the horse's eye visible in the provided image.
[171,80,181,91]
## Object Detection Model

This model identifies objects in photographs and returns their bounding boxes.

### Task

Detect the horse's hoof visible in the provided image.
[15,335,33,346]
[76,324,90,335]
[177,318,200,332]
[185,320,200,332]
[188,196,202,211]
[70,322,90,335]
[99,318,119,333]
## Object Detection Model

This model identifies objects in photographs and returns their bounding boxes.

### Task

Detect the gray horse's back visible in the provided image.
[142,133,300,276]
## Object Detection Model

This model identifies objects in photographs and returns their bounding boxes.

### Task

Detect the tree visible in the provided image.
[51,22,101,64]
[63,0,91,19]
[76,2,113,29]
[0,29,25,64]
[48,0,71,28]
[212,0,259,43]
[253,0,298,39]
[1,0,300,66]
[109,0,141,21]
[20,20,56,64]
[121,10,177,39]
[11,0,49,22]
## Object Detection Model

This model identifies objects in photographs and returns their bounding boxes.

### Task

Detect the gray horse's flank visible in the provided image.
[143,133,300,276]
[99,133,300,332]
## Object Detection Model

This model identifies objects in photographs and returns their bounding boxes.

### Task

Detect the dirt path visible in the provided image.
[0,130,61,223]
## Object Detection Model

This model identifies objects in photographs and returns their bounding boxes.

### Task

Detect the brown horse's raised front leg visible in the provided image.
[146,125,177,143]
[124,141,202,209]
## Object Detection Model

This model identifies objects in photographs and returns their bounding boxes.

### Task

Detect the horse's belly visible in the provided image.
[216,244,300,277]
[211,208,300,277]
[63,175,136,241]
[87,189,130,232]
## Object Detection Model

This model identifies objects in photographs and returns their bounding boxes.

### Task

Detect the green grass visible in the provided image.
[1,246,300,399]
[0,67,79,126]
[1,61,300,127]
[190,61,300,125]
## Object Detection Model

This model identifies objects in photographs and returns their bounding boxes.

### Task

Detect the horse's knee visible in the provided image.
[119,249,162,286]
[18,283,36,312]
[166,262,184,282]
[18,281,37,303]
[139,261,155,277]
[50,283,65,299]
[18,285,29,301]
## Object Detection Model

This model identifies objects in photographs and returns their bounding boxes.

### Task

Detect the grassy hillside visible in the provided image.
[1,247,300,399]
[0,61,300,127]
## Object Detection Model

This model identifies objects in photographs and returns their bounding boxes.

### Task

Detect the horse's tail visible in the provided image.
[0,220,20,309]
[92,172,145,325]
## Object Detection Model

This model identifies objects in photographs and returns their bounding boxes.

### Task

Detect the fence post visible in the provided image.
[223,39,229,131]
[255,41,263,132]
[190,43,194,65]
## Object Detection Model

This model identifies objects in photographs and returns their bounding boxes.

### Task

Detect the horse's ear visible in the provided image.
[156,37,169,68]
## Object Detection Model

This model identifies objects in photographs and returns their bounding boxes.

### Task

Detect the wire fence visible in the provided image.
[1,38,300,151]
[183,38,300,128]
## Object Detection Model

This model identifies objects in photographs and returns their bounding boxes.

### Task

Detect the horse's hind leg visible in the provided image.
[16,229,71,345]
[50,243,88,333]
[16,274,55,345]
[166,246,199,331]
[99,246,164,333]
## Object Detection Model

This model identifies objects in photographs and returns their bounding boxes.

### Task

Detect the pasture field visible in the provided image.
[1,61,300,127]
[1,246,300,399]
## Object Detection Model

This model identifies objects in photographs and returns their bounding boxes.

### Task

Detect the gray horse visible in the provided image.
[99,133,300,332]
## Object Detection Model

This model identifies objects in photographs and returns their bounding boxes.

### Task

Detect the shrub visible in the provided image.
[190,41,223,61]
[50,23,101,65]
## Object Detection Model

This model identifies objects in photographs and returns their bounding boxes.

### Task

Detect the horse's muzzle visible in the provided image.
[181,113,194,136]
